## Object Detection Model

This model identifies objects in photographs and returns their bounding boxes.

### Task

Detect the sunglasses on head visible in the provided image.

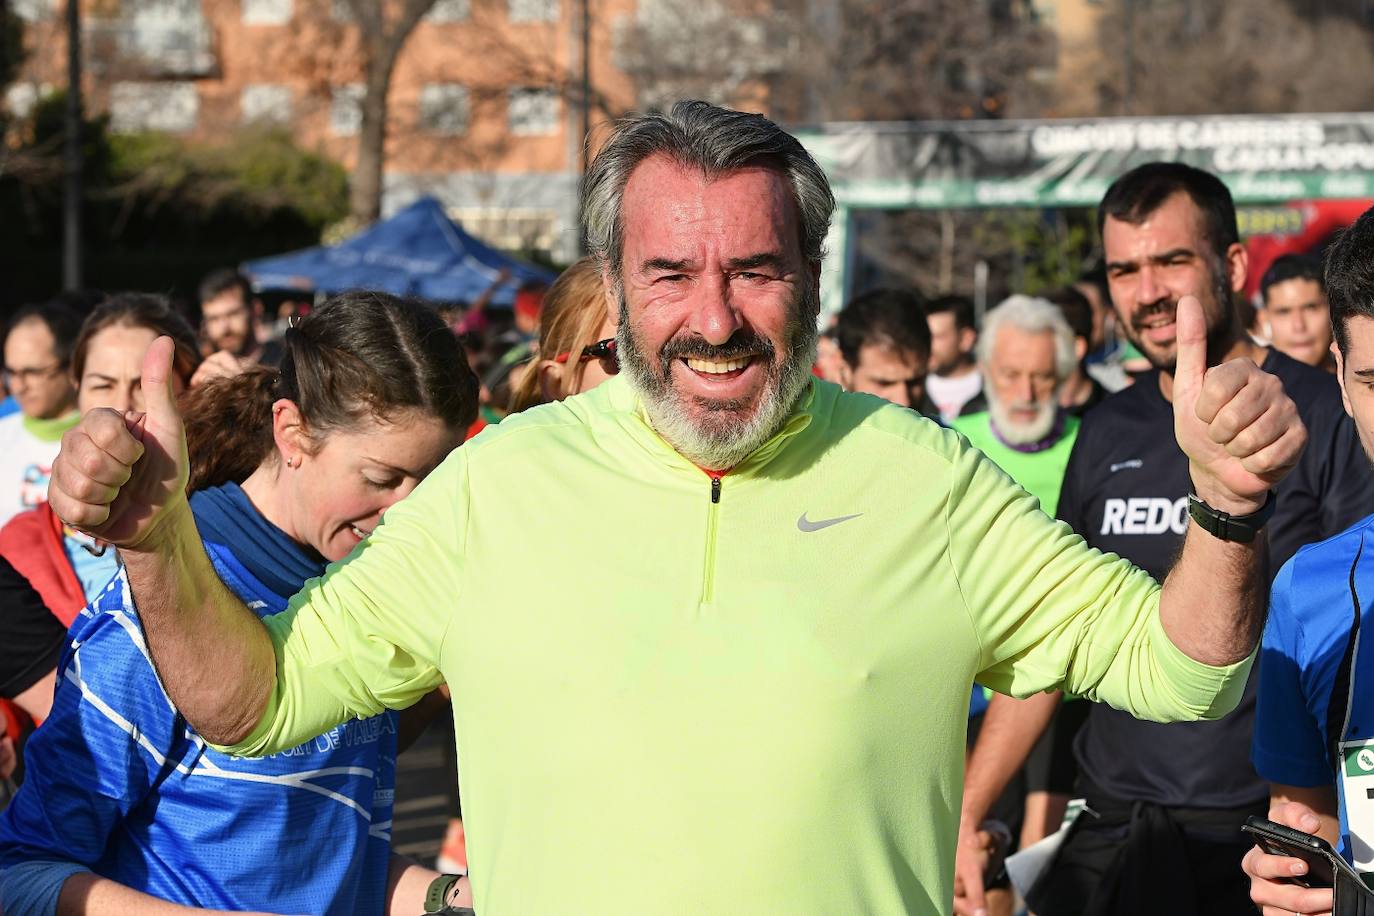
[553,338,618,371]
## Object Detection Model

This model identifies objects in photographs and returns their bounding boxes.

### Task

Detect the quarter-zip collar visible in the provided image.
[602,373,818,481]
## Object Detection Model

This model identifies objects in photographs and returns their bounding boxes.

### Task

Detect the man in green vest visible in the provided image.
[953,295,1079,516]
[953,293,1086,903]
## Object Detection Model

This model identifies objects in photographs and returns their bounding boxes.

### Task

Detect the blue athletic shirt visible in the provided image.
[0,482,398,915]
[1253,511,1374,869]
[60,529,120,602]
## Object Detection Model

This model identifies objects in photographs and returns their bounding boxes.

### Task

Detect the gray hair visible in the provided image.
[977,295,1078,381]
[580,100,835,278]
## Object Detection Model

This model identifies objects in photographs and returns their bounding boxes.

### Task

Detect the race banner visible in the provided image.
[795,113,1374,209]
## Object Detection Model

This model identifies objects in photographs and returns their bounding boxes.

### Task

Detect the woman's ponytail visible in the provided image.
[180,366,278,492]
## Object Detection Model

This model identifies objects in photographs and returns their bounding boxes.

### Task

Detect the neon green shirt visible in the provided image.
[951,411,1080,517]
[22,411,80,443]
[224,378,1251,915]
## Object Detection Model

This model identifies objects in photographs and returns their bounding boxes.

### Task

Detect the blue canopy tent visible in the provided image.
[242,197,556,306]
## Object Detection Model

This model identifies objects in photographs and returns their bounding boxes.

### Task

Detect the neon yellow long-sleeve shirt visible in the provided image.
[224,376,1251,915]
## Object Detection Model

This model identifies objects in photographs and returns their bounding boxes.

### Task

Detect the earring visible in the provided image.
[285,456,295,468]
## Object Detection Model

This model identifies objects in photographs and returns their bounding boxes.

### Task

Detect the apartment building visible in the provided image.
[12,0,1085,265]
[8,0,646,263]
[1032,0,1107,116]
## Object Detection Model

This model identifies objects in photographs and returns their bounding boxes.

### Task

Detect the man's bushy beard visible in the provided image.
[616,285,820,470]
[987,389,1058,445]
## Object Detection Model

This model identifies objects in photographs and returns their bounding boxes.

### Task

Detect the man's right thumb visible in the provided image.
[141,336,179,417]
[1173,295,1208,394]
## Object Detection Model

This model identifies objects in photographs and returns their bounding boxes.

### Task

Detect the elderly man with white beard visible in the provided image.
[952,295,1081,518]
[951,295,1086,898]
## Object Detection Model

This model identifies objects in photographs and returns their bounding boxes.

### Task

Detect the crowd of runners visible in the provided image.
[0,101,1368,916]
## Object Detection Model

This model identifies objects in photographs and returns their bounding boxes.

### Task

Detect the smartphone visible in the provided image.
[1243,815,1340,887]
[1244,818,1374,916]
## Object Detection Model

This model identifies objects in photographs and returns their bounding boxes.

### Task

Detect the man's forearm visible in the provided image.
[121,501,277,746]
[1159,522,1266,666]
[962,691,1059,825]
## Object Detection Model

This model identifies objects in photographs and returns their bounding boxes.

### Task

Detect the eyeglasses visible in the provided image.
[553,338,618,372]
[3,363,65,386]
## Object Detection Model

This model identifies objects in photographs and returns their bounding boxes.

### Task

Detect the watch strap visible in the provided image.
[423,874,463,914]
[1186,491,1277,543]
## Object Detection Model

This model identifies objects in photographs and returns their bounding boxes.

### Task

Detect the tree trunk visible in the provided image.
[349,60,392,225]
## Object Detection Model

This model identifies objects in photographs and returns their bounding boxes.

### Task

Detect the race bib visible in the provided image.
[1340,737,1374,880]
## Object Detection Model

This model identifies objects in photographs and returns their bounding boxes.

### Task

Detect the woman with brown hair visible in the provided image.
[0,290,478,915]
[507,257,618,414]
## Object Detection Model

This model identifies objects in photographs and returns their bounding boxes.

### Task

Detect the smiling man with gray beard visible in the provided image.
[613,279,819,472]
[42,107,1312,916]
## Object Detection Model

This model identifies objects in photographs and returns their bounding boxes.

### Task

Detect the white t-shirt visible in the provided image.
[927,369,983,423]
[0,411,78,527]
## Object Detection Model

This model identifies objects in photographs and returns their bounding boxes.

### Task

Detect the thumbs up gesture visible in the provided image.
[49,336,191,550]
[1171,296,1306,514]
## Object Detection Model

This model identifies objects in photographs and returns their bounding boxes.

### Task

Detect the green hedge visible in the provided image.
[1,93,348,309]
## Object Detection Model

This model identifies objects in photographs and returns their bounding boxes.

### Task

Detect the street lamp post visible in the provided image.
[576,0,592,255]
[62,0,82,290]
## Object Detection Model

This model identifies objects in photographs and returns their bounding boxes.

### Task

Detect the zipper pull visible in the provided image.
[710,474,722,504]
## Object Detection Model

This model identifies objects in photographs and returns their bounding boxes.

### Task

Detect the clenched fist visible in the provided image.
[49,336,191,551]
[1171,295,1306,515]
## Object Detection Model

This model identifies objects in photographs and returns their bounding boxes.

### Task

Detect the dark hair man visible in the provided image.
[1245,206,1374,914]
[196,269,282,378]
[1259,253,1334,373]
[925,293,981,422]
[43,106,1304,915]
[0,301,83,526]
[1046,286,1110,416]
[1074,263,1111,353]
[955,162,1374,916]
[833,287,932,412]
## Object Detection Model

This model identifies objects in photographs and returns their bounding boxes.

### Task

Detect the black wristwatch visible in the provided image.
[423,874,467,914]
[1186,491,1277,543]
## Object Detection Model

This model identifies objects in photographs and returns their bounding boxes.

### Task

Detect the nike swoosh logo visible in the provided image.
[797,512,863,532]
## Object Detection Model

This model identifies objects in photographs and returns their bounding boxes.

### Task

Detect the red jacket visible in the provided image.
[0,503,79,738]
[0,501,86,628]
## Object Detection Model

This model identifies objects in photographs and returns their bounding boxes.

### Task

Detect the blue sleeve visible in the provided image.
[1253,558,1336,788]
[0,862,90,916]
[0,590,184,914]
[968,685,989,719]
